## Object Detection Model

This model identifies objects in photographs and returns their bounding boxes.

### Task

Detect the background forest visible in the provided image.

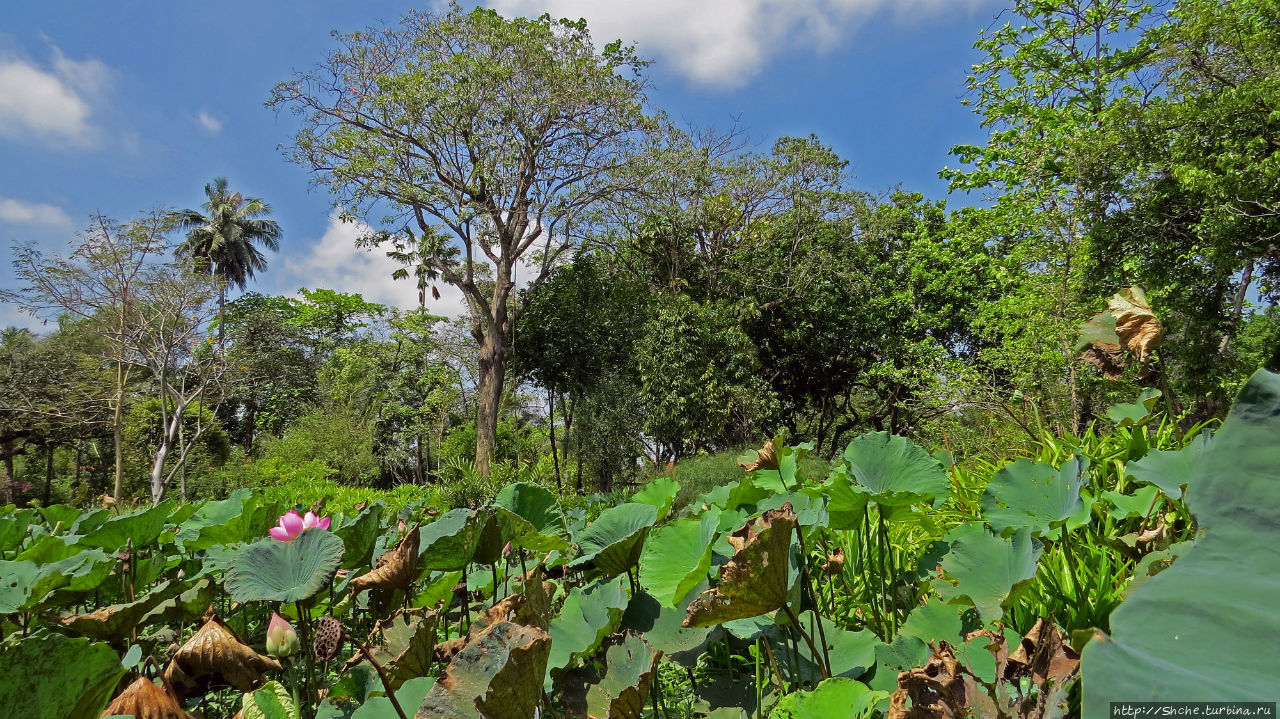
[1,0,1277,510]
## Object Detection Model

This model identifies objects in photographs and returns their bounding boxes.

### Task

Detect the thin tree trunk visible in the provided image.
[112,362,126,500]
[474,332,508,478]
[1219,260,1254,354]
[42,444,55,506]
[548,387,562,491]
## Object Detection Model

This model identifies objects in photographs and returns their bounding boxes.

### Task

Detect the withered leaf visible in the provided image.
[164,610,281,697]
[683,503,796,628]
[350,524,420,597]
[888,641,974,719]
[1006,618,1080,686]
[738,438,779,472]
[100,676,192,719]
[416,620,552,719]
[1110,287,1163,363]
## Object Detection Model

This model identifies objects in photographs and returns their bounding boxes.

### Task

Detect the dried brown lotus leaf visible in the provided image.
[100,676,192,719]
[1109,287,1163,363]
[349,524,419,597]
[1081,345,1126,380]
[163,611,281,696]
[1006,618,1079,686]
[683,503,797,627]
[821,547,845,575]
[888,641,976,719]
[738,438,779,472]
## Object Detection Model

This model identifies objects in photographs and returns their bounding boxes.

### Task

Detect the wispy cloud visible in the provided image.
[0,197,73,228]
[0,43,110,147]
[487,0,993,88]
[277,214,470,318]
[196,110,222,134]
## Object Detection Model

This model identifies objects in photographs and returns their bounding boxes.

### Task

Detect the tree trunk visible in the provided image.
[112,362,126,501]
[474,331,509,478]
[548,387,562,491]
[43,444,55,506]
[149,398,188,504]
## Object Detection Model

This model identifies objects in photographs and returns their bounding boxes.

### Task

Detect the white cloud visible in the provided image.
[196,111,222,134]
[486,0,992,88]
[0,197,73,228]
[279,215,472,318]
[0,45,109,146]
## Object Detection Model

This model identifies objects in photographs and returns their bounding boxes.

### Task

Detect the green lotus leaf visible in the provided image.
[1083,369,1280,708]
[0,509,36,552]
[1101,484,1163,520]
[935,523,1041,621]
[632,476,679,521]
[570,503,657,578]
[17,532,83,563]
[470,510,504,566]
[69,508,111,535]
[585,633,661,719]
[1107,388,1162,427]
[351,676,435,719]
[0,634,125,719]
[821,470,871,530]
[39,504,82,531]
[546,576,629,685]
[226,527,345,603]
[0,560,38,613]
[898,601,977,647]
[769,678,885,719]
[758,491,826,527]
[841,431,948,507]
[418,508,485,571]
[639,509,719,607]
[1124,433,1212,499]
[142,577,219,625]
[366,609,440,687]
[242,680,299,719]
[178,489,264,551]
[417,621,551,719]
[982,456,1091,536]
[771,610,880,683]
[620,586,712,665]
[867,633,930,695]
[11,550,114,611]
[79,500,174,550]
[335,504,384,570]
[493,481,571,552]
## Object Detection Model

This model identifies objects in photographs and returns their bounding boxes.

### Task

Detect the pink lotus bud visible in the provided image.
[502,540,513,558]
[265,612,299,658]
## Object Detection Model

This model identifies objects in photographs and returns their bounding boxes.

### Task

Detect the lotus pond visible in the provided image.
[2,371,1278,719]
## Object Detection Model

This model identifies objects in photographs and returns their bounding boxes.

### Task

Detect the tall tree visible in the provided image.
[270,4,655,476]
[171,177,282,338]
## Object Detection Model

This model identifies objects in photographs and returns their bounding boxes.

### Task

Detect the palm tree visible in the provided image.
[171,177,282,338]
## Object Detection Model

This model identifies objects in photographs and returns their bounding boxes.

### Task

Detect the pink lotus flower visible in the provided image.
[269,510,330,542]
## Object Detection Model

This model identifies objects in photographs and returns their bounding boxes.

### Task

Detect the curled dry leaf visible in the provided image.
[1005,618,1080,686]
[738,438,779,472]
[1110,287,1163,363]
[432,566,556,666]
[350,524,420,597]
[100,675,192,719]
[1081,346,1126,381]
[683,503,797,628]
[822,547,845,576]
[888,642,974,719]
[164,609,281,697]
[418,620,552,719]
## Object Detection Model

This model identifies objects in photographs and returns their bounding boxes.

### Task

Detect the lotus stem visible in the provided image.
[793,524,831,677]
[355,640,409,719]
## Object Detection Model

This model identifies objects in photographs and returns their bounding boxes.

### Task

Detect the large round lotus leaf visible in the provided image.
[493,482,570,552]
[639,510,719,607]
[226,528,345,603]
[632,476,679,521]
[0,560,38,613]
[935,523,1041,622]
[981,456,1092,536]
[470,511,504,566]
[178,489,262,551]
[769,678,885,719]
[1124,433,1212,499]
[585,633,661,719]
[1083,369,1280,709]
[570,502,657,578]
[39,504,82,530]
[417,508,484,571]
[841,431,948,507]
[620,587,712,664]
[79,500,174,549]
[0,634,125,719]
[546,576,629,687]
[334,505,383,570]
[898,601,977,647]
[240,680,298,719]
[0,509,36,551]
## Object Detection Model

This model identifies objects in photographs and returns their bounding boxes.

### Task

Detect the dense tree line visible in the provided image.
[4,0,1279,503]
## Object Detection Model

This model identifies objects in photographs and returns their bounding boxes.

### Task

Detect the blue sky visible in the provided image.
[0,0,1000,328]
